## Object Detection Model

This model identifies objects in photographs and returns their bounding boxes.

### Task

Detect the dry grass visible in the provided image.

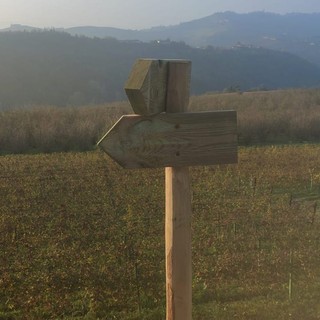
[1,145,320,319]
[0,88,320,154]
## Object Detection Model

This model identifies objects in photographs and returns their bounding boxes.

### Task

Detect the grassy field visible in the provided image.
[1,88,320,154]
[1,145,320,319]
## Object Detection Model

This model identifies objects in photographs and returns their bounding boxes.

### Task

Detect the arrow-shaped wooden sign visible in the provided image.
[98,110,237,168]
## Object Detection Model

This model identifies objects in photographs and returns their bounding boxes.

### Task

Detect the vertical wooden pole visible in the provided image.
[165,61,192,320]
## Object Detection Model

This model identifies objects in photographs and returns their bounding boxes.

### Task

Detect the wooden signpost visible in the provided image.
[98,111,237,168]
[98,59,238,320]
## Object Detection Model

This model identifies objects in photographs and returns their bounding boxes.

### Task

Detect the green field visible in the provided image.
[1,145,320,319]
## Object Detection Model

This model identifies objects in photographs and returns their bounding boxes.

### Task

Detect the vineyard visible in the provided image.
[1,145,320,319]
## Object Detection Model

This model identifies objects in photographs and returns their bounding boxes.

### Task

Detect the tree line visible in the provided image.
[0,30,320,108]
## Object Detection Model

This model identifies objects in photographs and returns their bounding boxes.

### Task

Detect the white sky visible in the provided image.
[1,0,320,29]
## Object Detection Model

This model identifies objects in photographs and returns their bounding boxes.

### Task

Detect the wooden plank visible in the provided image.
[98,110,237,169]
[165,60,191,113]
[165,60,192,320]
[125,59,168,115]
[165,166,192,320]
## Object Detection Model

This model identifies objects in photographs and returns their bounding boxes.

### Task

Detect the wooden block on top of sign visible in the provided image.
[125,59,169,115]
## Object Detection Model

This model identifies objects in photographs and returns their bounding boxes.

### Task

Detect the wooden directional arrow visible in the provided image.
[98,110,237,169]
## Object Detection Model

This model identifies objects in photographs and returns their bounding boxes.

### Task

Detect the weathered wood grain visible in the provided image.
[98,111,237,169]
[165,60,192,320]
[165,166,192,320]
[125,59,168,115]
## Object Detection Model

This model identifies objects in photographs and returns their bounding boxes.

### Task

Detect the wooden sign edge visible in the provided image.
[98,111,238,169]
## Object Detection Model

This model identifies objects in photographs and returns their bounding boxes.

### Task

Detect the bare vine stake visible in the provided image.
[288,249,293,302]
[98,59,238,320]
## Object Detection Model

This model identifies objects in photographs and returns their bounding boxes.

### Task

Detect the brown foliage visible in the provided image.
[0,88,320,154]
[190,88,320,144]
[0,102,130,154]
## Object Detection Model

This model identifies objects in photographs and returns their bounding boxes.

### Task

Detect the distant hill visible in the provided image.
[53,12,320,67]
[3,12,320,66]
[0,30,319,108]
[1,24,41,32]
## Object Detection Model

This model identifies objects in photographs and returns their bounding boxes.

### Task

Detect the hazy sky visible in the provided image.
[1,0,320,29]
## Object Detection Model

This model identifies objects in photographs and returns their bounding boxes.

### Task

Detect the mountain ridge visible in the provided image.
[0,30,319,108]
[3,11,319,66]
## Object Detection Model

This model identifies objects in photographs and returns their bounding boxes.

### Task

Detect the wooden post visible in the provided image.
[98,58,238,319]
[165,61,192,320]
